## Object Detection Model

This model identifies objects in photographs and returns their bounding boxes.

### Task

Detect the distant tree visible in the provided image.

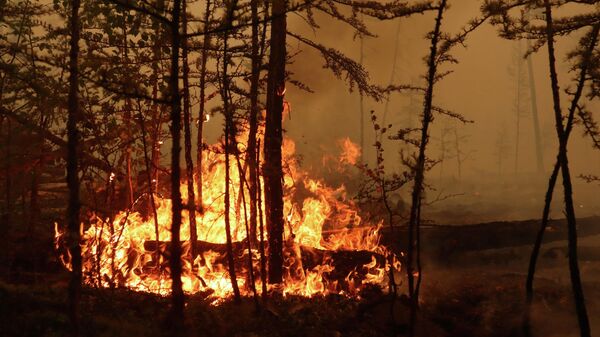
[509,37,544,174]
[509,40,528,174]
[526,37,545,174]
[435,123,453,180]
[494,124,511,175]
[452,122,471,181]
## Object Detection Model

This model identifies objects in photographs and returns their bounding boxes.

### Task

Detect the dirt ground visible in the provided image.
[2,235,599,337]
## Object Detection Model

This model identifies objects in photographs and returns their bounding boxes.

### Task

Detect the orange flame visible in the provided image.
[54,132,398,303]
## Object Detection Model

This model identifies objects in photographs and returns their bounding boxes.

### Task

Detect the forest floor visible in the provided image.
[2,230,600,337]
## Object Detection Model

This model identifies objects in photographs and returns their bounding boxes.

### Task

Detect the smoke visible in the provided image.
[271,0,600,223]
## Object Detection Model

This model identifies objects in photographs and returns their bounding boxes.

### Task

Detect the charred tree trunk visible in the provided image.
[256,139,268,299]
[407,1,446,335]
[168,0,185,331]
[196,0,212,215]
[66,0,82,335]
[539,3,592,336]
[264,0,286,285]
[235,153,259,306]
[247,0,261,244]
[182,0,198,259]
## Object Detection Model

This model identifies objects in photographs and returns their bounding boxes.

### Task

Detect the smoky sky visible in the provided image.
[271,1,600,180]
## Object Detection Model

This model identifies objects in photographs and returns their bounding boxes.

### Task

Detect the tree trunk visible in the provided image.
[66,0,82,335]
[235,153,259,306]
[181,0,198,259]
[525,158,559,309]
[151,0,166,195]
[264,0,286,285]
[358,22,365,164]
[168,0,185,332]
[122,19,134,207]
[525,24,599,323]
[256,139,268,299]
[220,0,242,301]
[4,119,11,227]
[137,107,161,267]
[247,0,261,244]
[407,1,446,335]
[196,0,212,214]
[541,3,591,336]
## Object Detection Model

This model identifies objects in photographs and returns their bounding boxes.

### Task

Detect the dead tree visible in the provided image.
[66,0,82,336]
[264,0,287,285]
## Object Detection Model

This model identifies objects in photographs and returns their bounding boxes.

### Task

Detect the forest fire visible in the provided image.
[54,135,398,303]
[5,0,600,335]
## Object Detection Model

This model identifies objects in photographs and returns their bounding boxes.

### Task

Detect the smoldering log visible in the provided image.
[143,239,386,282]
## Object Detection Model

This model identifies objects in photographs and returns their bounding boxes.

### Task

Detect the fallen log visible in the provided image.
[143,239,386,284]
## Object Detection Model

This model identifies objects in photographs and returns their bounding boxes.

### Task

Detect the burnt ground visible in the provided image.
[1,221,600,337]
